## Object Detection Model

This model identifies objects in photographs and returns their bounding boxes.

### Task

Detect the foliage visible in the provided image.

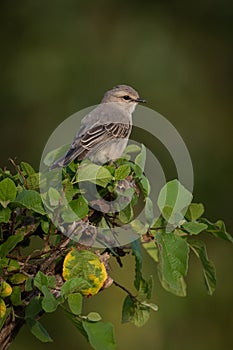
[0,147,232,350]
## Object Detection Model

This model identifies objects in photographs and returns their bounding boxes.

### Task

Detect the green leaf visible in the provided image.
[114,165,131,181]
[25,277,33,292]
[156,231,189,296]
[48,187,61,207]
[68,293,83,315]
[87,312,102,322]
[138,174,151,197]
[119,203,133,224]
[199,218,233,243]
[150,215,164,230]
[103,165,115,176]
[131,239,153,301]
[20,162,35,176]
[0,178,17,208]
[0,233,24,258]
[26,318,53,343]
[130,219,148,235]
[189,240,216,295]
[26,173,40,190]
[68,204,85,223]
[40,168,61,192]
[0,258,9,270]
[82,320,116,350]
[10,286,22,306]
[63,179,80,202]
[0,207,11,223]
[133,304,151,327]
[60,209,78,223]
[182,221,208,235]
[34,271,56,292]
[145,197,154,225]
[69,196,89,220]
[129,163,142,178]
[40,218,50,234]
[46,276,56,288]
[141,301,158,312]
[124,144,141,154]
[25,298,42,319]
[157,180,193,226]
[43,144,69,167]
[143,241,159,262]
[15,190,46,215]
[135,144,146,173]
[34,271,49,291]
[67,160,78,172]
[7,259,20,272]
[122,295,150,327]
[132,239,143,291]
[77,163,113,188]
[122,295,135,324]
[41,286,59,313]
[137,275,154,301]
[185,203,204,221]
[61,277,91,297]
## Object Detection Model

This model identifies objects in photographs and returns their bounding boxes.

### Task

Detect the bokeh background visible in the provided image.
[1,1,233,349]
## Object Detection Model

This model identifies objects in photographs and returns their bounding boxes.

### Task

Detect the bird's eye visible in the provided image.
[122,95,131,100]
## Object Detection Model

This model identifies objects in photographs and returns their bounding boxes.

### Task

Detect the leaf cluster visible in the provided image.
[0,146,232,350]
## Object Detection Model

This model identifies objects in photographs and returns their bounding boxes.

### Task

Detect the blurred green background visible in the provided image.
[1,1,233,349]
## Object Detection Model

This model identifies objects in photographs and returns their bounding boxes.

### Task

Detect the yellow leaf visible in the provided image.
[9,273,27,285]
[0,281,12,298]
[63,249,107,297]
[0,298,6,318]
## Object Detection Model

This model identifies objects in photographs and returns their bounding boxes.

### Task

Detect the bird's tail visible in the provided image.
[49,147,81,170]
[49,154,71,170]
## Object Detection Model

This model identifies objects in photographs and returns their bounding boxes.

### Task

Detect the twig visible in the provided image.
[9,158,28,189]
[113,280,136,299]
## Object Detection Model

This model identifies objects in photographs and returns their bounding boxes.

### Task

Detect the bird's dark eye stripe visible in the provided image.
[122,95,131,100]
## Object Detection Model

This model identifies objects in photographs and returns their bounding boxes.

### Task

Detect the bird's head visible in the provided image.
[101,85,146,113]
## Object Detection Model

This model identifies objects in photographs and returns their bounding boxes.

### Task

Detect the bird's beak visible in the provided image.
[135,97,146,103]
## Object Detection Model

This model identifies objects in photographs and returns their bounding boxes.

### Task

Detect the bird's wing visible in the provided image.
[51,122,131,168]
[66,122,131,162]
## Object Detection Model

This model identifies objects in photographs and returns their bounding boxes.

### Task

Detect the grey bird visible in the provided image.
[50,85,146,169]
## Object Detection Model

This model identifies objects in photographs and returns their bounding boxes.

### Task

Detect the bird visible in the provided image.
[50,85,146,169]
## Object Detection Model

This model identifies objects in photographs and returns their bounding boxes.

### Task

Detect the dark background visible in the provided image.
[1,1,232,349]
